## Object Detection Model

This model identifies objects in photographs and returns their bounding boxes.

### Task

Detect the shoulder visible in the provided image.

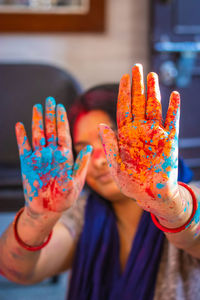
[154,239,200,300]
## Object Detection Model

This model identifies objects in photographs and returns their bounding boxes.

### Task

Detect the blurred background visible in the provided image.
[0,0,199,299]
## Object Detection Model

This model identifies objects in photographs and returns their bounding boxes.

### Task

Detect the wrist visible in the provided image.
[24,206,62,225]
[151,182,198,233]
[16,207,61,247]
[157,183,193,228]
[13,208,53,251]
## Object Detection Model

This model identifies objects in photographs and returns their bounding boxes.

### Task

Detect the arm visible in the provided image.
[0,216,76,284]
[0,97,92,284]
[99,64,200,258]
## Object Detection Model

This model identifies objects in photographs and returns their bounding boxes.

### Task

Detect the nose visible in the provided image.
[91,147,107,168]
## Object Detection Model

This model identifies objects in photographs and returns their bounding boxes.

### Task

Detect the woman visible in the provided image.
[0,64,199,300]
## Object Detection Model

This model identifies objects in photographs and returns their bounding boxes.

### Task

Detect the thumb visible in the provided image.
[99,123,119,178]
[73,145,93,191]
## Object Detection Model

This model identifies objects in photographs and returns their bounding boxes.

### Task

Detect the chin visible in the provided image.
[86,176,125,201]
[96,182,123,202]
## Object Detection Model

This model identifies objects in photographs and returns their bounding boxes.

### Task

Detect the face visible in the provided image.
[73,110,123,201]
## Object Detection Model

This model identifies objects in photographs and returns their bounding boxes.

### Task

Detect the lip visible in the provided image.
[96,171,113,183]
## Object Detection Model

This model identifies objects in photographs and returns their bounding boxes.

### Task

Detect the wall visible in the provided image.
[0,0,149,90]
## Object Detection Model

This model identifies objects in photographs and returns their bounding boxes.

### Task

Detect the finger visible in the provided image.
[132,64,146,120]
[32,104,45,151]
[73,145,93,191]
[15,122,32,157]
[146,72,162,124]
[45,97,57,147]
[164,91,180,138]
[57,103,73,147]
[57,104,73,164]
[117,74,132,128]
[99,124,119,178]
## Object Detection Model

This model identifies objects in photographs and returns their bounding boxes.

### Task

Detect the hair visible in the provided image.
[68,83,119,134]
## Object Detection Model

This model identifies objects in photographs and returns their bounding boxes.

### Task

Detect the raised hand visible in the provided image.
[16,97,92,215]
[99,64,180,218]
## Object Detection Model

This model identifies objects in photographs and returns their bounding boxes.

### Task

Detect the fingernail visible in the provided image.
[46,97,56,107]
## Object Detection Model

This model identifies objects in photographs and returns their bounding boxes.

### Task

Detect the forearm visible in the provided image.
[0,207,61,284]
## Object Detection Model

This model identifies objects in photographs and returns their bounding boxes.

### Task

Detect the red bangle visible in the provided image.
[150,182,198,233]
[13,207,53,251]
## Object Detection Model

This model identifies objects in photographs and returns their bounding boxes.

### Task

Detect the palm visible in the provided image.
[21,148,72,212]
[16,97,92,214]
[100,65,180,214]
[117,120,178,200]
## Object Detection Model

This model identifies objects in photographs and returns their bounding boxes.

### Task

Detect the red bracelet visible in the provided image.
[13,207,53,251]
[150,182,198,233]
